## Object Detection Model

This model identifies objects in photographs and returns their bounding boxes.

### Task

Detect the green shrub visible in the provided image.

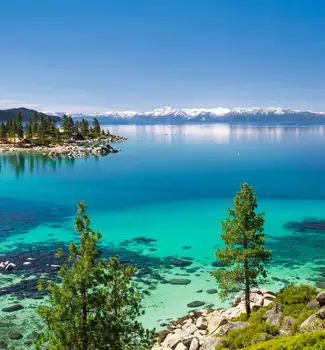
[275,284,318,333]
[276,284,317,319]
[216,308,279,350]
[290,308,316,334]
[243,330,325,350]
[216,321,279,349]
[216,285,320,349]
[231,313,248,322]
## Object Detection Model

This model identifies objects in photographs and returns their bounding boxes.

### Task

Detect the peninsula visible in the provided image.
[0,111,126,158]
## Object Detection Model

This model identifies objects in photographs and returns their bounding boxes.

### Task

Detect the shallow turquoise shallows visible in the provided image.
[1,124,325,328]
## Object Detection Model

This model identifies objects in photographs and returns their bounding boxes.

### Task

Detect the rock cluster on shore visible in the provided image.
[47,142,119,158]
[0,135,127,159]
[152,289,276,350]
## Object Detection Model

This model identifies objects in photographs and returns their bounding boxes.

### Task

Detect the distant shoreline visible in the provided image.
[0,135,127,159]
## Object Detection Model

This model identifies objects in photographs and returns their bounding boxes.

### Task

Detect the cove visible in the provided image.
[1,124,325,330]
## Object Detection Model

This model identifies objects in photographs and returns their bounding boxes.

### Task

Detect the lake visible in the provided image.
[1,124,325,335]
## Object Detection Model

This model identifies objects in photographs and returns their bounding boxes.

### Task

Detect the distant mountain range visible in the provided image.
[68,106,325,124]
[3,106,325,124]
[0,107,60,122]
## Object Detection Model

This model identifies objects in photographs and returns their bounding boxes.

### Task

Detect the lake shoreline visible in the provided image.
[0,134,127,158]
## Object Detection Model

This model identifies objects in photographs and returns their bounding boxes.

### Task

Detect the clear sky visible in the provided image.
[1,0,325,112]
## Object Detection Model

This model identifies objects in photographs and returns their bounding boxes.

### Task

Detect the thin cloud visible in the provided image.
[0,99,40,110]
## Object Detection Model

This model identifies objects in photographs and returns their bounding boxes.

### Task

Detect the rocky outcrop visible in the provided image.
[300,308,325,332]
[152,289,276,350]
[0,135,127,159]
[48,143,119,159]
[307,298,321,309]
[265,303,282,327]
[316,291,325,306]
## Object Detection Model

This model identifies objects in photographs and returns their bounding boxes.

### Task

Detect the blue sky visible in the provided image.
[1,0,325,112]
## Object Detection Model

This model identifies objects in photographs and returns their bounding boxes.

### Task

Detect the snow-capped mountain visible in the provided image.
[66,106,325,124]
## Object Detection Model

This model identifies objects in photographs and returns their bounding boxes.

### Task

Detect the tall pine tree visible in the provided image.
[35,201,151,350]
[92,118,101,135]
[16,112,24,139]
[212,183,271,317]
[0,122,5,140]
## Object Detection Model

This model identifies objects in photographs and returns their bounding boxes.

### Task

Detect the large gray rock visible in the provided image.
[307,299,321,310]
[221,304,246,320]
[174,343,186,350]
[189,337,199,350]
[196,316,207,330]
[182,324,197,338]
[250,292,263,307]
[182,337,195,348]
[200,336,223,350]
[162,330,182,349]
[207,315,228,335]
[316,292,325,306]
[216,321,249,336]
[300,308,325,332]
[265,303,282,327]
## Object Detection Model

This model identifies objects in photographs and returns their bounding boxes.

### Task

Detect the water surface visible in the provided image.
[1,124,325,337]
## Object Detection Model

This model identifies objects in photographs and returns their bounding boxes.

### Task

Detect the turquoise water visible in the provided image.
[1,124,325,340]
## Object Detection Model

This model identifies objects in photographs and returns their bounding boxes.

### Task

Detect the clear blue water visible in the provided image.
[1,124,325,335]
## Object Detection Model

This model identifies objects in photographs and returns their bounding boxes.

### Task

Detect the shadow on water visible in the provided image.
[0,237,170,300]
[0,152,75,177]
[266,217,325,288]
[0,197,73,239]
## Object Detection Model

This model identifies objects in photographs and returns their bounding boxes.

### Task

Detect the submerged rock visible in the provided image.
[168,279,191,285]
[8,331,23,340]
[206,289,217,294]
[211,260,224,267]
[2,304,23,312]
[187,301,205,308]
[0,340,7,348]
[171,259,192,267]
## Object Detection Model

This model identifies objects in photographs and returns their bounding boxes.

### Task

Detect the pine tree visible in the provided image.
[212,183,271,317]
[16,112,24,139]
[35,201,151,350]
[55,128,61,144]
[12,120,17,145]
[0,122,5,140]
[26,119,33,140]
[32,112,38,135]
[38,114,46,145]
[92,118,101,136]
[80,119,89,138]
[68,117,74,138]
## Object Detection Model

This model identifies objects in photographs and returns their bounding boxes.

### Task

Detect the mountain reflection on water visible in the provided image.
[103,124,325,145]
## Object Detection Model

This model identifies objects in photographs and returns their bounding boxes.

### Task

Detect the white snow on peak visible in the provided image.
[65,106,325,122]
